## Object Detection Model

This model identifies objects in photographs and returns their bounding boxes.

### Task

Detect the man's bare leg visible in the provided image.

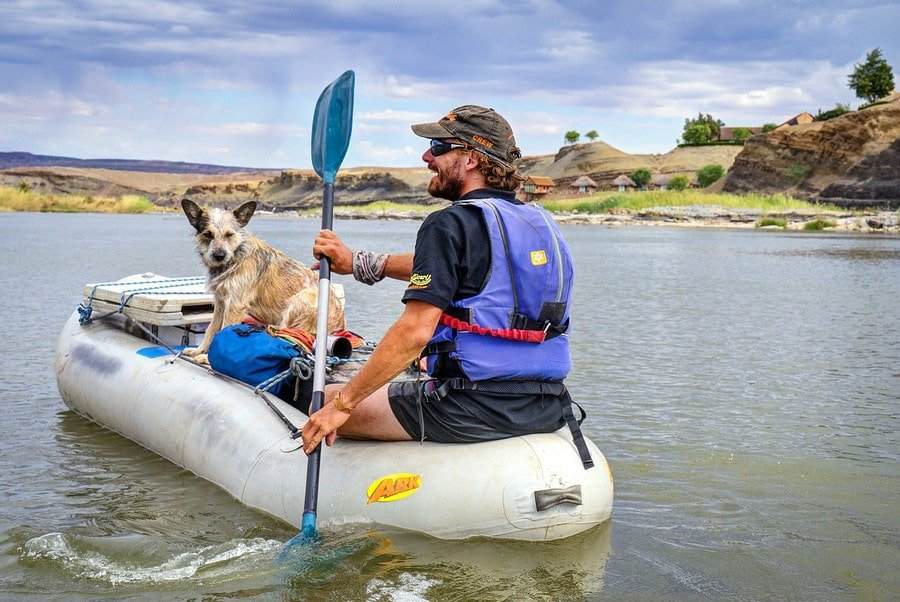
[331,383,413,441]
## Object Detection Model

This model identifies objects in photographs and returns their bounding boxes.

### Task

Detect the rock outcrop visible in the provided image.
[722,97,900,208]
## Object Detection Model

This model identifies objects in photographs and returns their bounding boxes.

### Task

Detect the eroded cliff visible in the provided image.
[723,97,900,208]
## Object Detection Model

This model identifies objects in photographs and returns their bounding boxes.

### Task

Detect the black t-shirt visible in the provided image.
[401,188,521,309]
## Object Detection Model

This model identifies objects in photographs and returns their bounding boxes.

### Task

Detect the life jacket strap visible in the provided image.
[439,313,547,343]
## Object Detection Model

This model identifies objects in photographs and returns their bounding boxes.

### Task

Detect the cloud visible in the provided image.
[0,0,897,167]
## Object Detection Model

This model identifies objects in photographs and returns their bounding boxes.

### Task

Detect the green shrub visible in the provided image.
[756,217,787,228]
[696,164,725,187]
[667,175,690,191]
[761,123,778,133]
[630,168,652,189]
[787,164,812,183]
[815,103,852,121]
[572,196,623,214]
[803,218,837,230]
[117,195,156,213]
[732,127,753,142]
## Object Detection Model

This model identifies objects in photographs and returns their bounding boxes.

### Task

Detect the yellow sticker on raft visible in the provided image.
[366,473,422,505]
[530,250,548,266]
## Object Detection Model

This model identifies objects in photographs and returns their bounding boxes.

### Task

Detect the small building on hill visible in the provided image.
[570,175,598,194]
[612,174,637,191]
[649,174,671,190]
[521,175,555,201]
[778,112,815,128]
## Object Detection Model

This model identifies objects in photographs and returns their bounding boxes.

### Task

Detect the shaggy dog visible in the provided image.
[181,199,345,364]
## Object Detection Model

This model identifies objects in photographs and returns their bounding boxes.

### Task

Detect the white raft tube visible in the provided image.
[55,311,613,541]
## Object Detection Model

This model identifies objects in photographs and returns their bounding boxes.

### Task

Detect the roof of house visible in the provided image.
[651,174,671,185]
[778,112,815,127]
[571,175,597,187]
[525,175,555,186]
[612,174,636,186]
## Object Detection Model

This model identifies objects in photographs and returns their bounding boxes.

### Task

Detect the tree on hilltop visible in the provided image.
[564,130,581,145]
[585,130,599,141]
[682,123,712,145]
[682,113,724,144]
[848,48,895,103]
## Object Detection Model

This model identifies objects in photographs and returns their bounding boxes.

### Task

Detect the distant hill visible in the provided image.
[0,151,275,175]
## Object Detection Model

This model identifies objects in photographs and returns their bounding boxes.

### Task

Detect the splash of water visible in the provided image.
[23,532,282,585]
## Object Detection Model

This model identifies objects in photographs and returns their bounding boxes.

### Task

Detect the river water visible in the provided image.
[0,212,897,600]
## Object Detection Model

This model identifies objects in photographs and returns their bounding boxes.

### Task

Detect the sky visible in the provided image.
[1,1,898,170]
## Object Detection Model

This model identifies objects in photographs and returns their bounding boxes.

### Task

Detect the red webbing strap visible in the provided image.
[439,313,546,343]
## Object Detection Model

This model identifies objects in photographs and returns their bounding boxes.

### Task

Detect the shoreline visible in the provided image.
[328,205,900,234]
[553,205,900,233]
[3,205,898,234]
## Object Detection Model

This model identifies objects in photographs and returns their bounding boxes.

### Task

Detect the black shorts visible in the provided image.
[387,378,565,443]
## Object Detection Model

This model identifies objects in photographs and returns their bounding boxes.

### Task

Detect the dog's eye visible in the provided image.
[201,231,213,240]
[224,231,235,238]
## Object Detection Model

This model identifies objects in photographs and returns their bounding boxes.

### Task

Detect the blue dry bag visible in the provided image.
[207,323,302,397]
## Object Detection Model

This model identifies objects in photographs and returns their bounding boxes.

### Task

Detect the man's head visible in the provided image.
[411,105,522,168]
[412,105,524,197]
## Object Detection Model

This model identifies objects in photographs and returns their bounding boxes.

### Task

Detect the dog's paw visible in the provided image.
[191,353,210,366]
[182,347,201,357]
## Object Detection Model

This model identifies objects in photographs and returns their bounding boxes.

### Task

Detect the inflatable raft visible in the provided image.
[55,274,613,541]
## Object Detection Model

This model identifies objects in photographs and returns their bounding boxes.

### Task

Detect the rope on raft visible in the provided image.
[78,276,208,325]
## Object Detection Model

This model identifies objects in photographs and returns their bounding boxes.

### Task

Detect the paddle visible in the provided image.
[290,69,355,546]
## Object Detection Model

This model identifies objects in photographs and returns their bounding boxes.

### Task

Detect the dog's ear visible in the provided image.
[181,199,208,232]
[233,201,257,227]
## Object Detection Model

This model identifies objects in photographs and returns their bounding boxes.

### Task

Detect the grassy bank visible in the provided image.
[0,186,157,213]
[539,190,844,214]
[0,186,862,217]
[320,200,437,217]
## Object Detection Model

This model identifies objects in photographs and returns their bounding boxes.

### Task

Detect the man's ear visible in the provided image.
[463,150,481,171]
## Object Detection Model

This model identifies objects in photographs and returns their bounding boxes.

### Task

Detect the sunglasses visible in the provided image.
[429,139,469,157]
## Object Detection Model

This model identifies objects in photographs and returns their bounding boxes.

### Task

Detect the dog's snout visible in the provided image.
[211,250,227,261]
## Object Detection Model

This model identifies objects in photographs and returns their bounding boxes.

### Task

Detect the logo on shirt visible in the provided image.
[530,250,548,266]
[409,273,432,289]
[366,473,422,504]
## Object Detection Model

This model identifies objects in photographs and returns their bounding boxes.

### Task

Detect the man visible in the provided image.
[301,105,592,468]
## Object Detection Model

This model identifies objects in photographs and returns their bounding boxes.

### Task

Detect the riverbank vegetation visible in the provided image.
[539,190,843,214]
[0,185,869,221]
[0,186,156,213]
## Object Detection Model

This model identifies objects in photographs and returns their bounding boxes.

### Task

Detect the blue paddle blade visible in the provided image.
[311,70,355,184]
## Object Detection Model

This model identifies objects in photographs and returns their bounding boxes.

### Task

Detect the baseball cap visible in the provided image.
[411,105,522,167]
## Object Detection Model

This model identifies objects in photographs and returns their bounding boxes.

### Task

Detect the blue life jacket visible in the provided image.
[425,198,574,381]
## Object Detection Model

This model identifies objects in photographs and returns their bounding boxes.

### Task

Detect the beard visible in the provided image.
[427,163,465,201]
